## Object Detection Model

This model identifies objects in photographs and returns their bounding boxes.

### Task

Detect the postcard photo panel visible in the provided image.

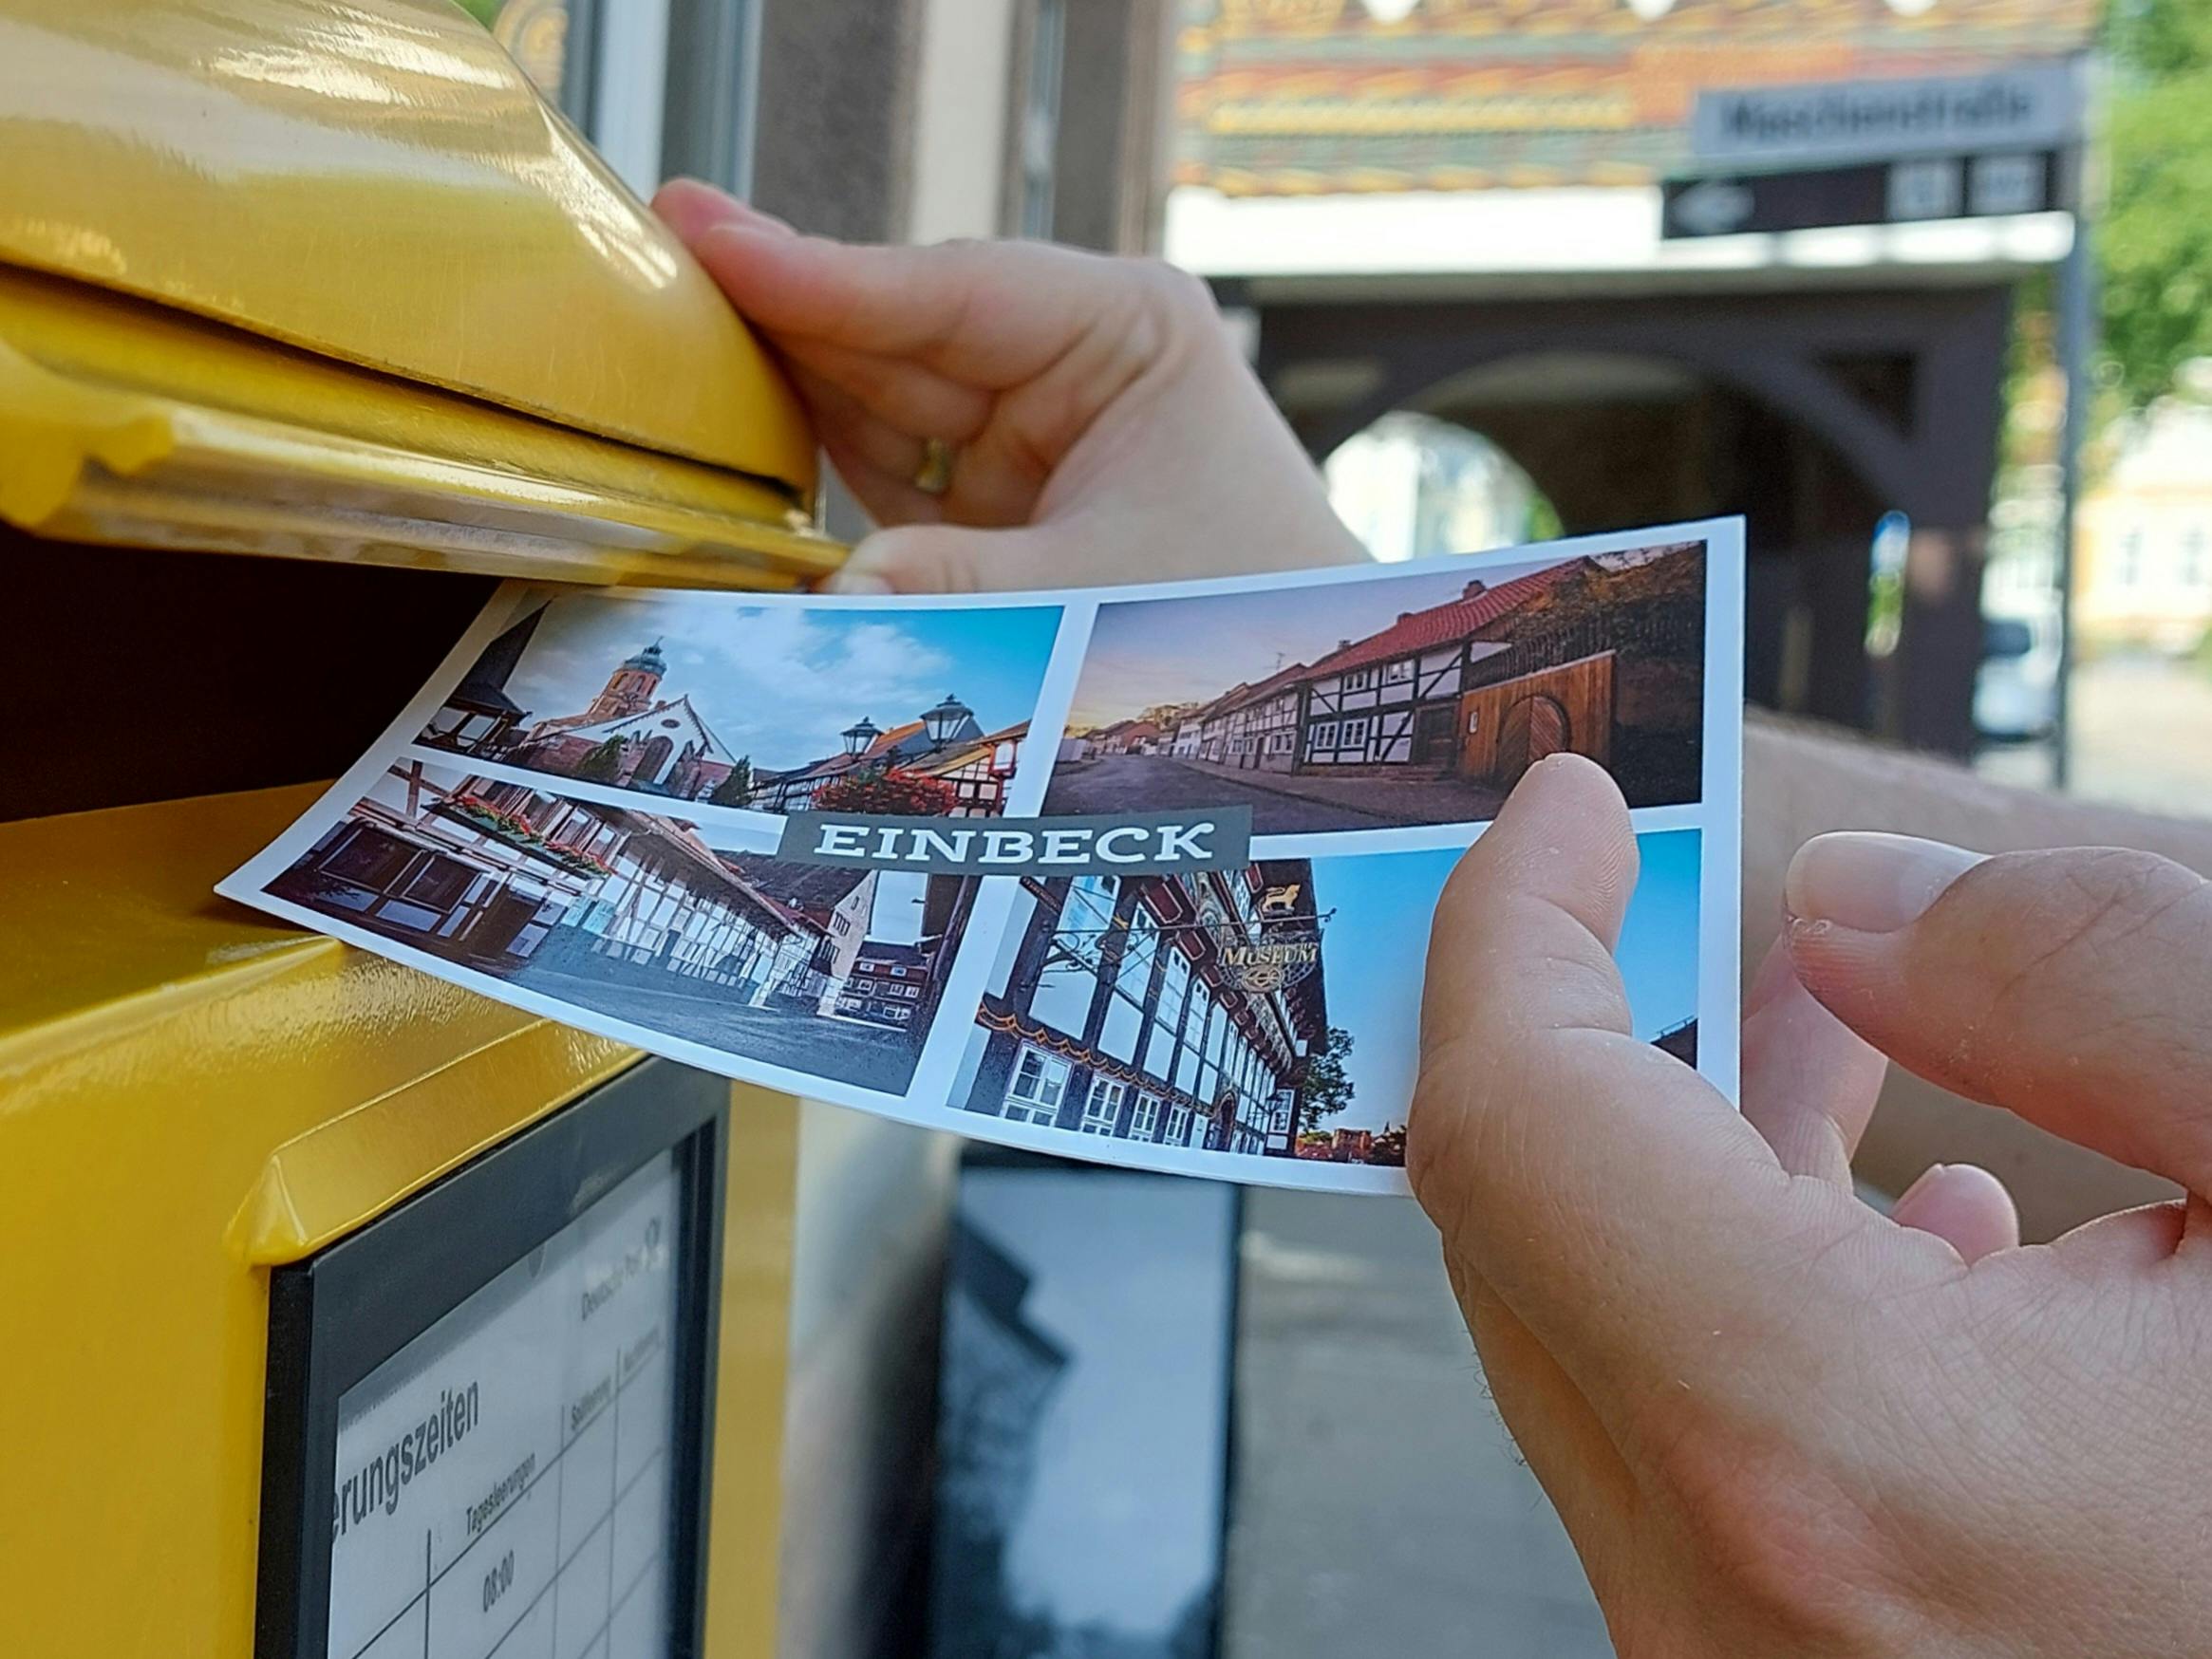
[1044,539,1707,837]
[942,830,1706,1180]
[417,587,1069,821]
[260,757,983,1097]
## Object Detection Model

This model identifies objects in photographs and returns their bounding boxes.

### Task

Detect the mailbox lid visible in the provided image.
[0,0,815,494]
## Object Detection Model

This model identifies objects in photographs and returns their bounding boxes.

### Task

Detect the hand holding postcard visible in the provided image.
[219,520,1743,1195]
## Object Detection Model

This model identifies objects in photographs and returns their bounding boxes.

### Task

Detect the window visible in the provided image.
[890,965,908,978]
[321,827,419,890]
[1081,1077,1128,1135]
[1340,717,1368,749]
[394,854,471,906]
[1132,1094,1161,1137]
[1117,911,1156,997]
[2184,528,2209,588]
[1311,721,1339,750]
[1384,660,1415,683]
[1005,1047,1071,1125]
[1342,668,1374,692]
[2119,529,2146,587]
[1168,1102,1193,1144]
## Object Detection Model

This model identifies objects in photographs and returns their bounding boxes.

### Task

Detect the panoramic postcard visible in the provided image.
[220,522,1742,1194]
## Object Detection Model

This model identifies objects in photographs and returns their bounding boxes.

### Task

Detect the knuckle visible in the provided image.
[1131,254,1216,314]
[1978,847,2208,947]
[1404,1033,1508,1245]
[1968,848,2212,1025]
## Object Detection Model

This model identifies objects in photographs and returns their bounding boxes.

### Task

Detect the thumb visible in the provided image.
[1410,756,1836,1414]
[1786,834,2212,1197]
[820,523,1066,595]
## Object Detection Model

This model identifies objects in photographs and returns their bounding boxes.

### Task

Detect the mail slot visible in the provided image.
[0,3,838,1653]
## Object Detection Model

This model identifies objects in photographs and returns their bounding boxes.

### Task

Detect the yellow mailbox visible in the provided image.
[0,3,837,1654]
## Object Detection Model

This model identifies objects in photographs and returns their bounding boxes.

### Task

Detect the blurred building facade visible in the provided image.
[2077,397,2212,652]
[1167,0,2100,756]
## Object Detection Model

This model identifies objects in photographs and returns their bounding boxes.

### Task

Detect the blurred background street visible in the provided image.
[1228,1189,1612,1659]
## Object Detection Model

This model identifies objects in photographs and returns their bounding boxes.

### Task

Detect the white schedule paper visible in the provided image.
[327,1156,681,1659]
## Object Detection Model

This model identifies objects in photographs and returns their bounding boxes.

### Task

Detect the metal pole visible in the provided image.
[2052,204,2092,792]
[2051,74,2099,791]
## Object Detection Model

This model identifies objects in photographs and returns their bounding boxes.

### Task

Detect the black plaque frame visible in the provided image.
[928,1145,1245,1658]
[255,1057,731,1659]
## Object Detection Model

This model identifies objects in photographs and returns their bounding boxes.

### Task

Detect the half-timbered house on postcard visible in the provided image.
[1292,543,1705,797]
[1295,567,1565,773]
[274,763,832,1004]
[956,863,1330,1157]
[1216,662,1308,774]
[909,722,1028,816]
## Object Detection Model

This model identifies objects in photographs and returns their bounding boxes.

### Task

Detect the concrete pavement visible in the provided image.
[1224,1187,1613,1658]
[1978,652,2212,822]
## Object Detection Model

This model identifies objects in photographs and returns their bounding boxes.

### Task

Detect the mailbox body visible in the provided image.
[0,2,834,1652]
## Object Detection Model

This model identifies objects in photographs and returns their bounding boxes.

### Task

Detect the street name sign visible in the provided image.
[1692,65,2082,169]
[1662,150,2062,239]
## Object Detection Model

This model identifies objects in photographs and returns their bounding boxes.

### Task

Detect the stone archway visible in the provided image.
[1252,284,2012,755]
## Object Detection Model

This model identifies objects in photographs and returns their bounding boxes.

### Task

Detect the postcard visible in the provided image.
[217,519,1743,1195]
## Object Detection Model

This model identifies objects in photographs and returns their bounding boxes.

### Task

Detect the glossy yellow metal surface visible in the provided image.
[0,267,840,587]
[0,784,795,1657]
[0,0,815,492]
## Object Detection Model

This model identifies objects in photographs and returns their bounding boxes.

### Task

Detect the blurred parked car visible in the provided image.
[1975,607,2062,742]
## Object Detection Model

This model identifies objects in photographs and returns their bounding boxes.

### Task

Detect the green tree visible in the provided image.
[1295,1025,1357,1135]
[708,756,755,807]
[572,736,625,783]
[2101,0,2212,408]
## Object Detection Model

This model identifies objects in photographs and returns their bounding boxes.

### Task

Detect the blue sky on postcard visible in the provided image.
[1312,829,1702,1130]
[488,595,1065,771]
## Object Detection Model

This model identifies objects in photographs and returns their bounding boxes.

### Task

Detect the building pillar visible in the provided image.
[1115,908,1175,1136]
[1054,878,1143,1131]
[1152,952,1199,1144]
[966,885,1063,1116]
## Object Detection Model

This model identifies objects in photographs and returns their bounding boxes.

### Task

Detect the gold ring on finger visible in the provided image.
[912,437,956,497]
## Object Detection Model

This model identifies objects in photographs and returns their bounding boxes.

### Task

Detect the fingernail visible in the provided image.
[1784,832,1985,934]
[1895,1163,1949,1210]
[823,569,893,596]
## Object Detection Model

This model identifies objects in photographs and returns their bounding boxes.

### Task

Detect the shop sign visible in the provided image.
[1215,935,1321,994]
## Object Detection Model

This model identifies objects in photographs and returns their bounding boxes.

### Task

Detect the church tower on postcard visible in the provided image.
[587,640,666,720]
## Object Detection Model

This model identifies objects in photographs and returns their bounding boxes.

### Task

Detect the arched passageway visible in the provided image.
[1250,285,2012,755]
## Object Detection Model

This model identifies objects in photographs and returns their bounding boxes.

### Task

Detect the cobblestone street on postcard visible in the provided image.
[510,962,926,1093]
[1045,752,1510,834]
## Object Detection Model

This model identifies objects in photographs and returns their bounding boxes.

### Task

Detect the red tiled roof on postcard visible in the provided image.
[863,719,927,760]
[1303,561,1584,681]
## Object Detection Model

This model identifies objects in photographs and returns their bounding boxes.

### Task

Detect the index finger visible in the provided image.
[683,220,1162,390]
[1410,757,1872,1409]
